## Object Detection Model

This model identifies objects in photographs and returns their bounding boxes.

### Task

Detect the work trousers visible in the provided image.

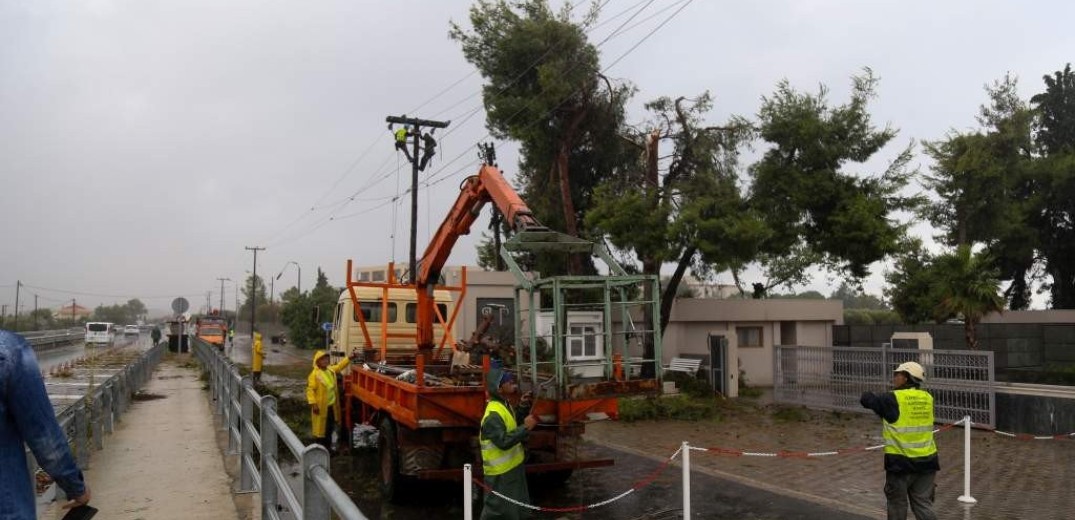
[317,408,336,452]
[884,470,937,520]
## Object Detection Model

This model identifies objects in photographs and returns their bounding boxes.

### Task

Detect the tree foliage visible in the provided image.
[280,268,339,350]
[451,0,633,275]
[932,245,1004,349]
[749,70,920,284]
[92,299,148,325]
[923,66,1075,309]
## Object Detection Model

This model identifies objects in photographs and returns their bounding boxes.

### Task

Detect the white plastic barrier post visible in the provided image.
[463,463,473,520]
[957,415,977,504]
[682,441,691,518]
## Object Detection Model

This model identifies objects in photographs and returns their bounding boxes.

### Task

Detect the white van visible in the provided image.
[85,322,116,347]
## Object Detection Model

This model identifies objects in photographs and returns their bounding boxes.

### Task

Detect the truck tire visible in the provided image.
[378,418,405,501]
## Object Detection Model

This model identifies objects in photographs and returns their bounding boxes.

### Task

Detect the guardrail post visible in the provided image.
[260,396,279,515]
[464,463,473,520]
[682,441,691,519]
[239,377,254,489]
[302,444,331,520]
[957,415,977,504]
[101,383,114,434]
[74,404,89,469]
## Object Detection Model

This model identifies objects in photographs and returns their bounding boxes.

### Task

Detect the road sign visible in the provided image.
[320,322,333,332]
[171,297,190,314]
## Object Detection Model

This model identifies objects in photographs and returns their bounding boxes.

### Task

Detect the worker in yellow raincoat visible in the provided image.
[306,350,352,452]
[251,331,264,383]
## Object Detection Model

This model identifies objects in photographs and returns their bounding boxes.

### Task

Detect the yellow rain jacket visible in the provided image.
[252,332,264,372]
[306,350,350,438]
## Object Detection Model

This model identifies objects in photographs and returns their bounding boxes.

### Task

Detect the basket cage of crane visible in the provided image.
[499,230,664,402]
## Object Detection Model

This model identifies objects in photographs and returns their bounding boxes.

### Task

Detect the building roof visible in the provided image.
[669,298,844,323]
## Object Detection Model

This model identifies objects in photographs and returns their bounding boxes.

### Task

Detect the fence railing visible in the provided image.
[32,342,166,503]
[192,338,369,520]
[774,345,996,428]
[25,328,83,349]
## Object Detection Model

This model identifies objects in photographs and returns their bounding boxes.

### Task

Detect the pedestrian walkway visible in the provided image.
[38,360,246,520]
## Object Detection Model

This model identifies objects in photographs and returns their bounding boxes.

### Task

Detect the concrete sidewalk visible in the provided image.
[39,360,248,520]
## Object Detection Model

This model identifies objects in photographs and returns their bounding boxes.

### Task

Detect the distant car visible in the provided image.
[124,325,140,337]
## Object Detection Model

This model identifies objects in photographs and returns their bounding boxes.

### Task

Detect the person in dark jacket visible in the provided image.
[479,365,537,520]
[861,361,938,520]
[0,331,92,518]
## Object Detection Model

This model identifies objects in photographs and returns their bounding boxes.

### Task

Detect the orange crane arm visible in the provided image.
[413,164,542,349]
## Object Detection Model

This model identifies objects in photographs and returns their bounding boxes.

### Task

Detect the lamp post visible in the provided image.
[276,261,301,295]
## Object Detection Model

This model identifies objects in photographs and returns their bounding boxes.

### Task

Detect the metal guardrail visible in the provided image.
[30,343,166,503]
[192,338,369,520]
[25,328,83,348]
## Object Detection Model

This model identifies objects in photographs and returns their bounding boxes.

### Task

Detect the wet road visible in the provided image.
[332,442,872,519]
[35,334,145,372]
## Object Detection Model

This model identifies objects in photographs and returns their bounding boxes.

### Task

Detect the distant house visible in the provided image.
[663,298,844,397]
[54,302,92,320]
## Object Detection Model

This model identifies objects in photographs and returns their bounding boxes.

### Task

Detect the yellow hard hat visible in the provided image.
[895,361,925,381]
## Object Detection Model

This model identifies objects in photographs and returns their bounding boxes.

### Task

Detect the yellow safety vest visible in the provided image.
[395,127,408,143]
[480,400,525,476]
[883,388,937,459]
[318,369,337,406]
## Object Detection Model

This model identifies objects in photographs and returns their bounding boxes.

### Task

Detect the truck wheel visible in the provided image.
[378,418,404,501]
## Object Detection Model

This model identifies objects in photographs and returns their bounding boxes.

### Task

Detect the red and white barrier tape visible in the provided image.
[471,445,683,513]
[693,420,962,458]
[989,428,1075,440]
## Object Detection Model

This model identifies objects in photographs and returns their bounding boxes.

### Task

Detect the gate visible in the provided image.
[774,345,995,428]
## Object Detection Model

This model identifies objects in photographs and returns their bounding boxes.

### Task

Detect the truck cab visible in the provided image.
[331,286,454,363]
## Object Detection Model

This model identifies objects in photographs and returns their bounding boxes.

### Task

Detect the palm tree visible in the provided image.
[933,245,1004,349]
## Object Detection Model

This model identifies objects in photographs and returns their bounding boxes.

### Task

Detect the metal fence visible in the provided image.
[192,338,369,520]
[774,345,996,428]
[32,342,166,503]
[24,328,83,349]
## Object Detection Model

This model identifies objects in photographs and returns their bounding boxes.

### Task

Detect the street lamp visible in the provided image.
[276,261,301,295]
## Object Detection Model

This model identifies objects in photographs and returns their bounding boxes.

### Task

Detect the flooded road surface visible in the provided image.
[330,442,871,520]
[36,334,145,372]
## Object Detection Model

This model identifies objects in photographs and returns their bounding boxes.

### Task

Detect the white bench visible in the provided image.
[662,357,703,376]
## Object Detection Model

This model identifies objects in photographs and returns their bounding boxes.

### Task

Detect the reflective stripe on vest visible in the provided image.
[882,388,937,459]
[480,400,525,476]
[318,369,337,406]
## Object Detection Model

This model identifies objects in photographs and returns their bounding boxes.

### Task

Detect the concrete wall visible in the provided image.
[996,393,1075,435]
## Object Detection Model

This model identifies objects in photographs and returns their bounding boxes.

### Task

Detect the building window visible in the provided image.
[568,324,601,359]
[737,326,763,348]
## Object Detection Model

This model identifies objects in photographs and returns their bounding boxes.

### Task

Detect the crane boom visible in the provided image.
[413,163,544,350]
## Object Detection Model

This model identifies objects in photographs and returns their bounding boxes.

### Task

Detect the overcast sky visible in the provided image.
[2,0,1072,316]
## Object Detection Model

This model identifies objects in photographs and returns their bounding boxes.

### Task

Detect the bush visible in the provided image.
[617,395,720,422]
[664,371,712,398]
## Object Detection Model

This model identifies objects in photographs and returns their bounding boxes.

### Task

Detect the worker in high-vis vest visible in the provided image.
[861,361,939,520]
[306,350,352,453]
[479,365,537,520]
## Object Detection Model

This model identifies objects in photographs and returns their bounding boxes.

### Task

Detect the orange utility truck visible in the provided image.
[336,152,664,501]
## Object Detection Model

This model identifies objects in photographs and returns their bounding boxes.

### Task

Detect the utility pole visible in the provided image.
[13,280,20,331]
[33,294,38,330]
[206,291,211,315]
[71,299,76,324]
[245,246,265,337]
[385,115,450,282]
[217,278,230,318]
[1,304,6,325]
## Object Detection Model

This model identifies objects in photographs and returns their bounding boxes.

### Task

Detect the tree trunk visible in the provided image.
[555,108,588,275]
[965,319,978,350]
[660,246,696,335]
